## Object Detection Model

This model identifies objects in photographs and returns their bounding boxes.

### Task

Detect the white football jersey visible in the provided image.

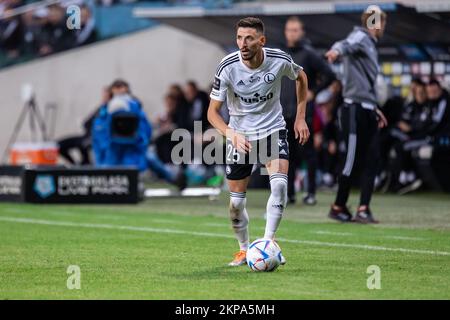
[210,47,303,141]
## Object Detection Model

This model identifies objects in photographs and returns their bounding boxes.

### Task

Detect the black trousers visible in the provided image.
[335,103,379,207]
[58,135,91,165]
[286,117,317,199]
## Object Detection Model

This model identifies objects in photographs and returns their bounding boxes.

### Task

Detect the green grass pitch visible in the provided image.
[0,190,449,299]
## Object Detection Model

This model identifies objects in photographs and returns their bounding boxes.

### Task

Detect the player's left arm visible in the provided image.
[294,69,311,145]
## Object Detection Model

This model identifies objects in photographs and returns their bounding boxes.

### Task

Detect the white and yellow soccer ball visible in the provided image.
[246,238,282,272]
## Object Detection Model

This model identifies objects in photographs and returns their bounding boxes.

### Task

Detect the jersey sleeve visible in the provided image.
[284,58,303,80]
[282,54,303,80]
[210,71,229,102]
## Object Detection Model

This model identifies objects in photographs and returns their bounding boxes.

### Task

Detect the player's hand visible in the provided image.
[325,49,340,63]
[294,118,310,145]
[375,108,388,128]
[227,129,252,153]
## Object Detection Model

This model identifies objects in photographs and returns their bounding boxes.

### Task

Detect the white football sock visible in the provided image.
[229,192,249,251]
[264,173,288,240]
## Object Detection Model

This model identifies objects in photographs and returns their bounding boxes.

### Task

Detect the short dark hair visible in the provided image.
[428,78,442,87]
[187,80,198,90]
[412,77,425,87]
[111,79,129,89]
[236,17,265,34]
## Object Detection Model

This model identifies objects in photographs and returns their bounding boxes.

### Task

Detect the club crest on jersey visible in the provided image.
[234,92,274,104]
[264,73,276,84]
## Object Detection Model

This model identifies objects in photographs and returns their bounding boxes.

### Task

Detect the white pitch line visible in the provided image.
[203,222,266,230]
[384,235,425,241]
[0,216,234,239]
[203,222,229,228]
[313,230,353,236]
[313,230,425,241]
[0,216,448,256]
[151,219,182,224]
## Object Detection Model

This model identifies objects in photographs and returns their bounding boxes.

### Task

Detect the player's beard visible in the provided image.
[241,49,256,61]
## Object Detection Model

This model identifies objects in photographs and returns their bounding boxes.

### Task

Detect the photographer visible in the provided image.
[92,80,151,171]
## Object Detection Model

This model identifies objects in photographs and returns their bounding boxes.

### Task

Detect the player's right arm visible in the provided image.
[207,98,228,137]
[207,99,251,153]
[208,64,251,153]
[208,56,251,152]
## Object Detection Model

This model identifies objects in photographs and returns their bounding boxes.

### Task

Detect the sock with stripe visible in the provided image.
[229,192,249,251]
[264,173,288,239]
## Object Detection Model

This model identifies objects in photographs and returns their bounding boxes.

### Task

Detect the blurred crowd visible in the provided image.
[94,0,233,6]
[60,74,450,194]
[58,78,222,190]
[0,0,96,62]
[3,6,448,193]
[377,78,450,193]
[306,77,450,195]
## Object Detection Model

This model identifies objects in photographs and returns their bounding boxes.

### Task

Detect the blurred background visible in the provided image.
[1,0,450,194]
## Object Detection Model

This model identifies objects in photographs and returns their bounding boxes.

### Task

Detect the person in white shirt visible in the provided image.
[207,17,310,267]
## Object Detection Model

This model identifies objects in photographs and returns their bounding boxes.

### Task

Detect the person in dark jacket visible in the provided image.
[184,80,210,132]
[391,79,450,194]
[425,79,450,137]
[389,80,427,193]
[58,86,111,165]
[0,6,23,59]
[37,4,76,56]
[280,16,336,205]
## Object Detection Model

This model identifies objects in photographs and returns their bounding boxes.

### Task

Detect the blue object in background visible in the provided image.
[92,95,152,172]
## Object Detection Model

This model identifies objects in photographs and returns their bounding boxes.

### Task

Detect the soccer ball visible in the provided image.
[246,238,282,272]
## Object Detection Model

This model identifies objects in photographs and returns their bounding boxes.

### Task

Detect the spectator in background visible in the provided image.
[184,80,218,183]
[389,80,428,193]
[58,86,111,165]
[315,81,342,188]
[281,16,336,205]
[404,77,426,105]
[397,79,428,138]
[148,92,187,189]
[375,89,405,191]
[0,3,24,59]
[426,79,450,137]
[154,93,179,163]
[387,79,449,194]
[38,4,76,56]
[168,83,193,131]
[184,80,210,131]
[20,8,45,56]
